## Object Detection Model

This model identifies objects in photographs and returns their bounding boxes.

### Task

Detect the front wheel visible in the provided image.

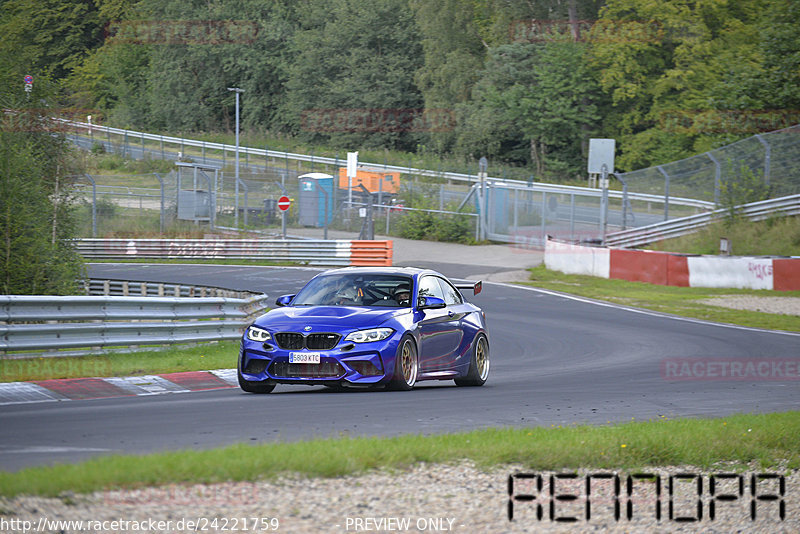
[455,334,489,387]
[389,335,418,391]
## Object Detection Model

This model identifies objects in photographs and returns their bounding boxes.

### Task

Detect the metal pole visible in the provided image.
[84,174,97,237]
[706,152,721,206]
[621,182,628,230]
[243,180,249,227]
[541,191,547,245]
[570,193,575,241]
[755,134,771,187]
[658,165,670,221]
[601,164,609,243]
[278,177,288,239]
[154,173,165,233]
[228,87,245,228]
[315,182,329,240]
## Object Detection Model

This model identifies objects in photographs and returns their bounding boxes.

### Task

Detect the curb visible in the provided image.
[0,369,238,406]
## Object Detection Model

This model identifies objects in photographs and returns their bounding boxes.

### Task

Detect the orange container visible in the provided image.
[338,168,400,194]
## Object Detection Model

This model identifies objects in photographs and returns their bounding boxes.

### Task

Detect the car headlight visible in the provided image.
[246,326,271,342]
[345,328,394,343]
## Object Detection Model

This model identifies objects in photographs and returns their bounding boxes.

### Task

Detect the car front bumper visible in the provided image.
[240,334,402,386]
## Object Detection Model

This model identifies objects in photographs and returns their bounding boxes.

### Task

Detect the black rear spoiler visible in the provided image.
[455,281,482,295]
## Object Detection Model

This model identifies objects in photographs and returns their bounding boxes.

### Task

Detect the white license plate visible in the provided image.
[289,352,321,364]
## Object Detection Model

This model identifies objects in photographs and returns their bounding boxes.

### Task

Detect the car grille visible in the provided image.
[274,332,304,349]
[306,333,341,350]
[274,332,341,350]
[270,361,344,378]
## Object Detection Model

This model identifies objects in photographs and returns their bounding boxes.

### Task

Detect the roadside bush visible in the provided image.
[398,210,472,243]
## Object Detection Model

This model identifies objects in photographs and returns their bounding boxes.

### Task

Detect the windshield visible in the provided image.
[292,273,413,307]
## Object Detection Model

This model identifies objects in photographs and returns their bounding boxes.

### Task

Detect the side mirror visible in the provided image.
[418,296,446,310]
[275,294,295,307]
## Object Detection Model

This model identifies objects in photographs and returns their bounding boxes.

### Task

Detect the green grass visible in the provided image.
[652,215,800,256]
[1,411,797,496]
[0,342,238,383]
[525,265,800,332]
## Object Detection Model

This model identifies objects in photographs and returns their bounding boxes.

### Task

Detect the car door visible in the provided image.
[417,276,463,371]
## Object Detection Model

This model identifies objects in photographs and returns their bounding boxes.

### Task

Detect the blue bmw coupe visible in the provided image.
[238,267,489,393]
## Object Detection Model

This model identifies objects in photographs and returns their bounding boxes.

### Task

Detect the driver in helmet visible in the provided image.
[335,279,364,305]
[392,283,411,307]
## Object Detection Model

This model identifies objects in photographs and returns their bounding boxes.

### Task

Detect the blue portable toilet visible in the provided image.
[298,173,334,227]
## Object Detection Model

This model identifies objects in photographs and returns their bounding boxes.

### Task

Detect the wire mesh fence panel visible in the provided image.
[618,124,800,211]
[756,127,800,196]
[72,173,171,237]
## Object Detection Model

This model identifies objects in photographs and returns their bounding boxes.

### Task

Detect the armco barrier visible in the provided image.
[0,294,270,355]
[74,238,393,266]
[546,238,800,290]
[84,278,257,299]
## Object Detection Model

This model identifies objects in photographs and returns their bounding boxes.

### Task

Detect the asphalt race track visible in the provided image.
[1,263,798,471]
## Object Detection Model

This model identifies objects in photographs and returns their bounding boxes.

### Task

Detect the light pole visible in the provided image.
[227,87,244,228]
[478,156,488,241]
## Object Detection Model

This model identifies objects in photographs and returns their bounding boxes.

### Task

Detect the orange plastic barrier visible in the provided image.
[350,240,393,266]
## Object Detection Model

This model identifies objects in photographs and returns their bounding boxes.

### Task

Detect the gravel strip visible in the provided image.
[1,461,796,533]
[697,296,800,316]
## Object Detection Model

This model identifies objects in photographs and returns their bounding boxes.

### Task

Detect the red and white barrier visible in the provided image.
[545,238,800,291]
[544,239,609,278]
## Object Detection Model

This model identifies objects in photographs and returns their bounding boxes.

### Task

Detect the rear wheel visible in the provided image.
[238,355,276,394]
[455,334,489,387]
[389,336,418,391]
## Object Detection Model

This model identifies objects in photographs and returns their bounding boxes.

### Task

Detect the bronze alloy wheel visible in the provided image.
[475,335,489,381]
[455,334,489,387]
[390,336,418,390]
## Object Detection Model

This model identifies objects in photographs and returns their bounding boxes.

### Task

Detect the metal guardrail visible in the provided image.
[0,293,270,355]
[75,238,356,265]
[84,278,258,299]
[605,194,800,248]
[60,119,714,210]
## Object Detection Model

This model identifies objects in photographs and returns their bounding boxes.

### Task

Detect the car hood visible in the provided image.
[254,306,409,331]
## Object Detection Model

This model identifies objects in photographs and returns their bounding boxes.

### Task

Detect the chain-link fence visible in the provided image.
[617,124,800,213]
[72,169,638,247]
[68,120,800,246]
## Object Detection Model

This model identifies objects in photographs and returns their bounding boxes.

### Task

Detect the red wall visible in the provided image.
[609,249,689,287]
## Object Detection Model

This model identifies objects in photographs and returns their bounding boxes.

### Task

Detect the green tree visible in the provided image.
[282,0,424,151]
[0,0,104,80]
[411,0,486,153]
[457,41,600,177]
[588,0,789,170]
[0,88,85,295]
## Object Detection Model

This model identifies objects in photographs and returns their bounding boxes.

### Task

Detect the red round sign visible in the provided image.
[277,196,291,211]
